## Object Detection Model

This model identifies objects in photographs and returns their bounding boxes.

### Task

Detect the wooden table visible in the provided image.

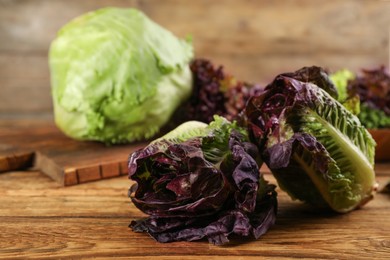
[2,1,390,258]
[1,165,389,259]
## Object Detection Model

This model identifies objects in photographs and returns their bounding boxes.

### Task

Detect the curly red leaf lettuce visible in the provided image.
[173,59,262,124]
[245,66,376,213]
[128,117,277,245]
[331,66,390,128]
[348,66,390,115]
[348,66,390,129]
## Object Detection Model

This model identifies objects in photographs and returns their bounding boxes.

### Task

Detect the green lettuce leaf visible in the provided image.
[358,103,390,129]
[330,69,355,103]
[331,67,390,128]
[330,69,360,115]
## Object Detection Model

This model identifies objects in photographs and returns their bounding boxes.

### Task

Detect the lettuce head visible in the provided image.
[49,8,193,144]
[331,67,390,129]
[128,116,277,245]
[246,66,377,213]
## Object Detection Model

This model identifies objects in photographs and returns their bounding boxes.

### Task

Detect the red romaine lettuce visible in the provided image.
[128,116,277,245]
[245,66,376,213]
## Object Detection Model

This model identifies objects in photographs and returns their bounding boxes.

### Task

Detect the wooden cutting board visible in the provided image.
[0,120,147,186]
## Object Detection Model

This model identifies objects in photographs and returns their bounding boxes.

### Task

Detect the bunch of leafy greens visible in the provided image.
[174,59,262,124]
[245,66,377,213]
[50,8,193,144]
[128,116,277,245]
[331,66,390,129]
[329,69,360,115]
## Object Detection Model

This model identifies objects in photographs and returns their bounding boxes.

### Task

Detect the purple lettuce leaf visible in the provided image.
[245,66,376,213]
[348,66,390,115]
[172,59,262,124]
[281,66,338,99]
[128,139,231,217]
[263,133,332,205]
[130,183,277,245]
[128,120,277,245]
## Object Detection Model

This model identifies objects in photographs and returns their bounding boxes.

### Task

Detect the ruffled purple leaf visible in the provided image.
[129,139,231,217]
[172,59,262,124]
[245,66,376,212]
[245,72,323,149]
[348,66,390,115]
[130,187,277,245]
[264,133,331,177]
[281,66,338,99]
[128,128,277,245]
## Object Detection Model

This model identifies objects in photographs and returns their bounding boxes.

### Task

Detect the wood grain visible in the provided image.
[1,3,390,255]
[0,146,33,172]
[0,170,389,259]
[1,0,389,119]
[0,120,147,186]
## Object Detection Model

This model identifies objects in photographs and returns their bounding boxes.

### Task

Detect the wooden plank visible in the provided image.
[64,168,78,186]
[0,0,389,118]
[0,52,386,118]
[33,151,64,184]
[77,165,102,183]
[0,54,50,78]
[0,171,389,258]
[119,161,129,175]
[0,120,146,186]
[1,0,389,53]
[207,53,387,85]
[0,76,52,115]
[101,162,121,178]
[0,146,34,172]
[1,118,390,186]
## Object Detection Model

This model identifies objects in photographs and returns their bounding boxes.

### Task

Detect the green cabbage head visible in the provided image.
[49,8,193,144]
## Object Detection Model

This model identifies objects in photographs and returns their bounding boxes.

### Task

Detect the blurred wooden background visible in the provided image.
[0,0,389,119]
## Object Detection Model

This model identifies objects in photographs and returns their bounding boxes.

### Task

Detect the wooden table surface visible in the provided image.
[1,1,390,258]
[1,164,389,259]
